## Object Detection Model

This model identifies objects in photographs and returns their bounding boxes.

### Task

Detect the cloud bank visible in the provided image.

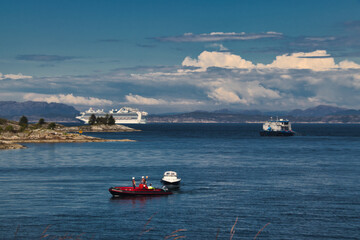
[154,32,283,42]
[2,50,360,112]
[23,93,113,106]
[126,50,360,110]
[183,50,360,71]
[125,94,203,106]
[0,72,32,80]
[16,54,75,62]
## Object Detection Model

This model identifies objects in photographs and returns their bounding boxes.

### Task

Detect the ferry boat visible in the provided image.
[76,107,148,124]
[260,117,295,136]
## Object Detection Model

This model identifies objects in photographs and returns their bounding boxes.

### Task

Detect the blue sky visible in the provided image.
[1,0,360,113]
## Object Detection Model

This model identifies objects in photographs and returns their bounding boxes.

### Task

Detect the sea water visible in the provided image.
[0,124,359,239]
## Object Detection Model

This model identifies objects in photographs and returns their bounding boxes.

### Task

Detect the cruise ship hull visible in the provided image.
[75,117,146,124]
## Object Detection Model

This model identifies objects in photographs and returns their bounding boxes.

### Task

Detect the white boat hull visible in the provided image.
[161,179,181,185]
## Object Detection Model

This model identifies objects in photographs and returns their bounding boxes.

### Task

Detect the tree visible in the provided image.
[38,118,45,125]
[88,114,96,125]
[95,117,102,125]
[108,115,115,125]
[19,116,28,127]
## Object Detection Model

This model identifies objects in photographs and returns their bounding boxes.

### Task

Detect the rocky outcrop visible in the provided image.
[0,141,26,150]
[64,124,140,132]
[0,128,135,143]
[0,120,137,150]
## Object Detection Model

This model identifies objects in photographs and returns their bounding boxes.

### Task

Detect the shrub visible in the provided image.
[38,118,45,125]
[0,118,7,125]
[5,125,14,132]
[20,126,27,132]
[47,122,56,130]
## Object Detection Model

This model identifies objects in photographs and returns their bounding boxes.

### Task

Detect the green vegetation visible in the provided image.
[19,126,26,132]
[0,118,7,125]
[5,125,14,132]
[19,116,28,128]
[47,122,56,130]
[89,114,116,125]
[88,114,96,125]
[108,115,115,125]
[38,118,45,125]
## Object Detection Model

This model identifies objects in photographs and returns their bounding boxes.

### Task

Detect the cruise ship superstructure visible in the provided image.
[76,107,148,124]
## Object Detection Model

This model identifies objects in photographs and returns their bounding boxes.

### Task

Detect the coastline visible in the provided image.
[0,123,138,150]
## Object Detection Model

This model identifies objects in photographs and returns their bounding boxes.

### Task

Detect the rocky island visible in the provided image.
[0,117,138,150]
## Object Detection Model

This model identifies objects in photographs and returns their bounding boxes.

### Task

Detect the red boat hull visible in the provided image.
[109,187,172,197]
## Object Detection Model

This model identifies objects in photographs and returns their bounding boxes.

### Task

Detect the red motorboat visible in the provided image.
[109,185,172,197]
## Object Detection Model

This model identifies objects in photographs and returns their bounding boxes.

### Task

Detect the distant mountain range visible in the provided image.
[1,101,359,123]
[148,105,360,123]
[0,101,79,122]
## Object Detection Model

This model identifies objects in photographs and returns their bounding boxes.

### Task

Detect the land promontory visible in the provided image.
[0,118,138,150]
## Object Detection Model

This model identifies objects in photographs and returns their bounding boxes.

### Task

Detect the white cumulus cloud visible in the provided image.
[182,50,360,72]
[23,93,113,106]
[182,51,255,71]
[0,72,32,80]
[258,50,335,71]
[208,87,246,104]
[208,43,229,51]
[125,94,167,105]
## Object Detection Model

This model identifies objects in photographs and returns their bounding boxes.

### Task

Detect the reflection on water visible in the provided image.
[110,195,169,208]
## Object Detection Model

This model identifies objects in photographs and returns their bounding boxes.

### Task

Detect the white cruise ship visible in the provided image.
[76,107,148,124]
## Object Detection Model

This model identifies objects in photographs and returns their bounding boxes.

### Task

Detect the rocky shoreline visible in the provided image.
[64,124,140,132]
[0,122,138,150]
[0,141,27,150]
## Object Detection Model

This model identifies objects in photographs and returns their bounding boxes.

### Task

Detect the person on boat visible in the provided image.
[148,183,155,190]
[132,177,136,188]
[141,176,146,184]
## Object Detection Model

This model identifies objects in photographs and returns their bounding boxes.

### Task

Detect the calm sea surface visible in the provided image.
[0,124,359,239]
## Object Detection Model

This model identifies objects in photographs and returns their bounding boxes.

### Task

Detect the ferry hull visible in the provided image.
[260,131,295,136]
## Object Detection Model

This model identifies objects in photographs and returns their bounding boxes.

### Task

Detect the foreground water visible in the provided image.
[0,124,359,239]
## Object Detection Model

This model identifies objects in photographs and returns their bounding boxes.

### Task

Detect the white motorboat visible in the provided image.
[161,171,181,185]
